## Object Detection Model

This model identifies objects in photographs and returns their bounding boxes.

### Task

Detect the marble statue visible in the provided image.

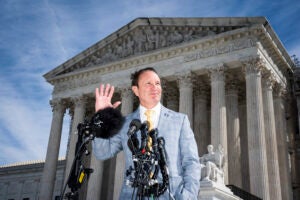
[199,144,225,183]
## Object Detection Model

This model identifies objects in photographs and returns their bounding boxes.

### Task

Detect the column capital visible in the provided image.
[70,95,88,107]
[67,96,87,119]
[262,71,276,91]
[273,82,287,98]
[177,71,193,126]
[119,87,133,99]
[49,98,67,113]
[176,71,193,88]
[208,63,226,82]
[241,56,265,75]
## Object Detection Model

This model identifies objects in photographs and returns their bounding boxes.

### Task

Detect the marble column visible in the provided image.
[178,72,193,127]
[64,96,87,187]
[293,84,300,199]
[113,87,134,200]
[297,96,300,137]
[226,80,242,187]
[194,80,209,156]
[239,99,250,192]
[262,74,282,199]
[274,84,293,200]
[243,58,270,200]
[209,65,228,183]
[39,99,66,200]
[210,65,227,151]
[86,153,104,199]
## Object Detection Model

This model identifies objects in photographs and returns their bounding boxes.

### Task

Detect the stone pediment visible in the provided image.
[44,17,268,81]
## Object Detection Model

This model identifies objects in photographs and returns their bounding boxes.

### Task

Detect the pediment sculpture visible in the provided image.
[59,26,218,75]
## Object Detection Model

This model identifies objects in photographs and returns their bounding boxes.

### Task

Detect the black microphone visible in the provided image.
[140,121,149,153]
[157,137,168,167]
[127,119,142,136]
[127,136,139,154]
[127,119,142,155]
[148,129,159,154]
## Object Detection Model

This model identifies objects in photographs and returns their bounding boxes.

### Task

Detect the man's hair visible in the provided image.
[131,67,158,87]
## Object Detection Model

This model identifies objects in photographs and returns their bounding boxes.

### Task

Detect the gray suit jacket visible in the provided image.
[93,105,200,199]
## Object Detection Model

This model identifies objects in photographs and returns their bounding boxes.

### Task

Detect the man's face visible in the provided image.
[132,70,162,109]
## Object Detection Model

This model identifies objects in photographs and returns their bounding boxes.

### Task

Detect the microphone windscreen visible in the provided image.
[140,121,149,131]
[130,119,142,129]
[148,129,158,138]
[91,107,125,139]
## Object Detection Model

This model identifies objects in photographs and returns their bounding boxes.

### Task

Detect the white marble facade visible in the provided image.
[0,159,65,200]
[36,17,300,200]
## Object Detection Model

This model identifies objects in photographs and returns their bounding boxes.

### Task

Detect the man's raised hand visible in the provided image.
[95,84,121,112]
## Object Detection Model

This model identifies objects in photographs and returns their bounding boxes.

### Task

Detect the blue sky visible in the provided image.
[0,0,299,165]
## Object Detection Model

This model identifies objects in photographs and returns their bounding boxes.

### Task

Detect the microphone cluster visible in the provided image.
[126,119,169,198]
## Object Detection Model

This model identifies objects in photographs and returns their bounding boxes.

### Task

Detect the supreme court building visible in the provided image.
[36,17,300,199]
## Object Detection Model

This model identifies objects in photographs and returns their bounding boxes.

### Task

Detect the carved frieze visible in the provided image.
[184,37,257,62]
[52,72,101,95]
[56,25,244,76]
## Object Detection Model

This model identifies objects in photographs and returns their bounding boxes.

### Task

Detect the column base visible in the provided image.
[198,180,241,200]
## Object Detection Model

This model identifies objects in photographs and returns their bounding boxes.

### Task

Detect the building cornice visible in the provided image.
[44,18,293,99]
[0,158,66,173]
[46,17,293,83]
[50,26,258,85]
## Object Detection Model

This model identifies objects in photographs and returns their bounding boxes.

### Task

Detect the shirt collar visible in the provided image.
[139,102,161,115]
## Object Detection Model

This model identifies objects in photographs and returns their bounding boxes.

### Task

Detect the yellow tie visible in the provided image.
[145,109,155,131]
[145,110,155,151]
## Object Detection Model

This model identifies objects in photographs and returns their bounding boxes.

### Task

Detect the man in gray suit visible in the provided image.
[93,67,200,199]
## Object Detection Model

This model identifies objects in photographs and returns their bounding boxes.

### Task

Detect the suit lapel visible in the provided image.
[157,106,171,137]
[130,108,140,121]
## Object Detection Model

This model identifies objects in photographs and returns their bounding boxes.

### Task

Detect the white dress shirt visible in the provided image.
[139,102,161,129]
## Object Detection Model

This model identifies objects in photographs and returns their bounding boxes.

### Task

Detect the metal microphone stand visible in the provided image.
[59,121,94,200]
